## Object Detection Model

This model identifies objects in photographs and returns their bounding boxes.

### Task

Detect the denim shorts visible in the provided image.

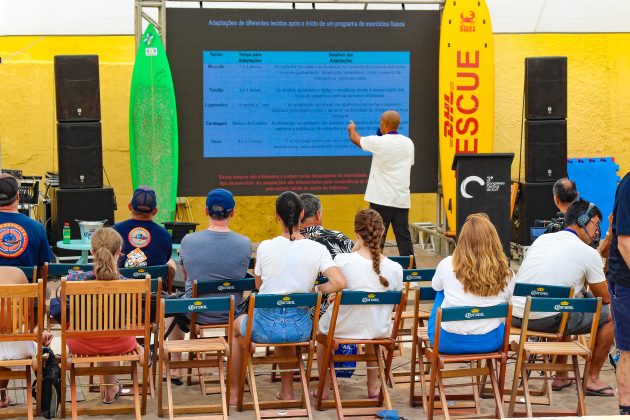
[609,282,630,351]
[240,307,312,344]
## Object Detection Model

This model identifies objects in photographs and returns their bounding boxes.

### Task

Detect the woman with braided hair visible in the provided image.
[428,213,515,354]
[317,208,403,399]
[229,191,346,404]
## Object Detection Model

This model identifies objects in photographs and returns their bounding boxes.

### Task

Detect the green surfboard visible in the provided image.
[129,24,178,224]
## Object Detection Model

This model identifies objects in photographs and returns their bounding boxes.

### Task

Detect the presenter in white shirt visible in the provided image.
[228,191,346,405]
[316,208,403,400]
[428,213,515,354]
[347,110,415,261]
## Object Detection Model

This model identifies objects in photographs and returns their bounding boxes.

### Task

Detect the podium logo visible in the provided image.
[461,176,485,198]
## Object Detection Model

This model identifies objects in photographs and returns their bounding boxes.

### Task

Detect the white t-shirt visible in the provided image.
[360,134,414,209]
[511,230,606,319]
[255,236,336,294]
[0,341,37,361]
[319,252,403,339]
[432,256,515,335]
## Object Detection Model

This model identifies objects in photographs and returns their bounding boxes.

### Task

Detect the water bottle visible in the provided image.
[63,222,71,244]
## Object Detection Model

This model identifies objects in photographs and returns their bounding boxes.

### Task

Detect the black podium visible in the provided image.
[452,153,514,256]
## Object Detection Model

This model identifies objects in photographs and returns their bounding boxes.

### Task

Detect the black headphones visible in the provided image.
[577,202,595,228]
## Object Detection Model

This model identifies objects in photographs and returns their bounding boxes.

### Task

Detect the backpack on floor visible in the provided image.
[32,347,61,419]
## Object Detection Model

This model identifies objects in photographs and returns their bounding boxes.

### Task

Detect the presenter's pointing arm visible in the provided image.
[347,120,362,148]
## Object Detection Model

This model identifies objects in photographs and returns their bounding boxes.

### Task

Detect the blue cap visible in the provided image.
[206,188,235,216]
[131,186,157,213]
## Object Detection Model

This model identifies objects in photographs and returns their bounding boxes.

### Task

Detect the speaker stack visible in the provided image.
[512,57,568,246]
[53,55,115,245]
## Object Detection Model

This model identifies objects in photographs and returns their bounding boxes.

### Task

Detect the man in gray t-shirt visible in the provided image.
[176,188,251,325]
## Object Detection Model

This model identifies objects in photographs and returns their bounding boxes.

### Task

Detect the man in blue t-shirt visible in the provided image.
[608,172,630,415]
[112,186,173,269]
[0,174,53,271]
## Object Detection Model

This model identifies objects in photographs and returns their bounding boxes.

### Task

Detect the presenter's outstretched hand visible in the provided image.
[347,120,362,148]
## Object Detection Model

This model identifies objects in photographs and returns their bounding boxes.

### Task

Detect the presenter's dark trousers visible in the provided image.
[369,203,415,262]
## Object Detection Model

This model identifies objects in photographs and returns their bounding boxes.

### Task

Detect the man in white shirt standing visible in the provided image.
[347,110,415,260]
[511,199,614,396]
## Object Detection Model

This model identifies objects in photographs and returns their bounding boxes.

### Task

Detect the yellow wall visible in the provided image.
[1,34,628,242]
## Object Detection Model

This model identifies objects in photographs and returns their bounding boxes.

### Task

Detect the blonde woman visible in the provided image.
[428,213,515,354]
[51,228,140,403]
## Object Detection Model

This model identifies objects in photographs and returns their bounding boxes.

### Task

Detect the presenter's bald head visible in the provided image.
[380,110,400,133]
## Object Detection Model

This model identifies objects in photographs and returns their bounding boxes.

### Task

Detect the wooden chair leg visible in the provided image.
[329,356,344,420]
[419,342,430,412]
[217,355,229,420]
[132,361,141,420]
[427,357,438,420]
[409,334,418,406]
[296,346,313,419]
[166,356,175,420]
[376,345,393,409]
[521,359,533,417]
[246,355,262,420]
[157,351,165,417]
[70,365,78,420]
[573,355,586,416]
[436,369,450,420]
[35,358,43,417]
[25,365,33,420]
[486,359,505,418]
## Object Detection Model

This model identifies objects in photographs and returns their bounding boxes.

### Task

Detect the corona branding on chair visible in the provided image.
[188,300,208,311]
[361,293,380,303]
[217,281,235,291]
[277,296,296,306]
[531,287,550,297]
[554,301,574,311]
[464,307,485,319]
[406,271,423,281]
[439,0,494,232]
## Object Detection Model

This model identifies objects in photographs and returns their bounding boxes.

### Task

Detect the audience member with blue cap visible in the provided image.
[165,188,252,384]
[112,186,174,269]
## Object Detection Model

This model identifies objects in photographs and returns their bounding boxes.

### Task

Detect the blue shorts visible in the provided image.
[240,307,312,344]
[609,282,630,351]
[427,291,505,354]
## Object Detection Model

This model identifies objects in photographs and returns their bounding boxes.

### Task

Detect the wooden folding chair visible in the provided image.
[187,277,256,392]
[409,285,438,408]
[157,295,233,419]
[392,268,436,385]
[508,296,602,417]
[316,290,405,419]
[491,283,573,406]
[236,292,322,420]
[426,303,512,420]
[0,279,44,419]
[41,263,93,328]
[60,277,152,419]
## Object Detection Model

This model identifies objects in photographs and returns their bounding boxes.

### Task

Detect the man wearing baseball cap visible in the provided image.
[166,188,252,383]
[112,186,173,268]
[0,174,53,269]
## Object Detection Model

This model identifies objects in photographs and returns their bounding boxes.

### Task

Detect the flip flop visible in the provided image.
[551,380,575,391]
[585,385,615,397]
[103,385,121,404]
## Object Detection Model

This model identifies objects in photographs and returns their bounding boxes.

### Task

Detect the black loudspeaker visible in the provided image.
[525,120,567,182]
[54,55,101,122]
[525,56,567,120]
[511,181,558,246]
[50,187,115,247]
[57,122,103,189]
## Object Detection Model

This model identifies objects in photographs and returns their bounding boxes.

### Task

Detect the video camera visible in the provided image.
[534,212,566,234]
